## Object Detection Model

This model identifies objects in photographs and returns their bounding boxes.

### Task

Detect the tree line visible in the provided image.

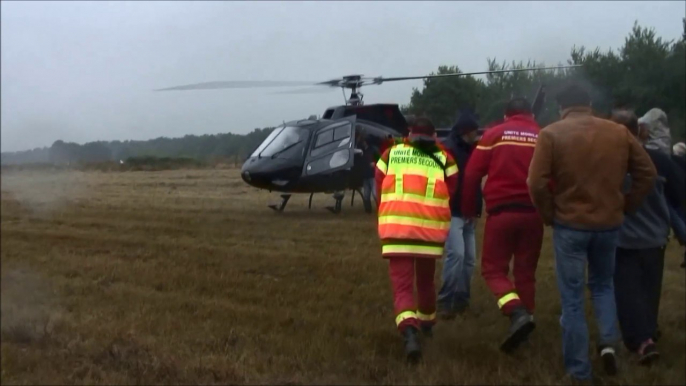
[1,20,683,166]
[402,21,685,140]
[1,128,277,166]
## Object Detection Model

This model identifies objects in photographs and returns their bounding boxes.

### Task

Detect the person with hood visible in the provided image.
[461,97,544,353]
[640,110,686,267]
[673,142,686,174]
[610,109,685,365]
[436,109,482,318]
[527,84,656,382]
[640,108,672,154]
[375,116,458,363]
[673,142,686,268]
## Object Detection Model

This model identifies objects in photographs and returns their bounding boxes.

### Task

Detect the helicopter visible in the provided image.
[156,65,580,213]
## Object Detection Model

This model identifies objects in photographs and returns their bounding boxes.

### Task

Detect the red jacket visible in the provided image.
[461,114,541,217]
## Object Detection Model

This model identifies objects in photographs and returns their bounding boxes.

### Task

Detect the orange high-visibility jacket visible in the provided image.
[375,141,459,258]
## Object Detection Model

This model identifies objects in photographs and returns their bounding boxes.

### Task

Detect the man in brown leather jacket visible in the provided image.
[527,84,656,383]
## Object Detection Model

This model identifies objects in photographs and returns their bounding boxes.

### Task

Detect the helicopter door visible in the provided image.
[303,116,356,176]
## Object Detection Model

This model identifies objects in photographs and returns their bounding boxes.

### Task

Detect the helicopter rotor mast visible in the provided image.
[315,74,368,106]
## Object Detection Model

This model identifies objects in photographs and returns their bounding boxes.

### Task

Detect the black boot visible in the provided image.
[402,326,422,363]
[598,345,618,376]
[363,199,372,214]
[454,300,469,315]
[500,306,535,353]
[437,301,456,320]
[421,324,433,338]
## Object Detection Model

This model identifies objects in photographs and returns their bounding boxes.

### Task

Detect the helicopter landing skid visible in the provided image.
[350,188,363,207]
[268,194,291,212]
[325,197,343,214]
[326,191,345,214]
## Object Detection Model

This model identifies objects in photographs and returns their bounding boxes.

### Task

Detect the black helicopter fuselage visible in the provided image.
[240,114,401,193]
[240,103,457,194]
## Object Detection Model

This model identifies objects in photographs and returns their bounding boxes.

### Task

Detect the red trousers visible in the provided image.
[388,256,437,332]
[481,210,543,315]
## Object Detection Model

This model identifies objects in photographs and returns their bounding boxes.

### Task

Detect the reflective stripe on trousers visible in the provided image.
[497,292,520,309]
[395,310,436,327]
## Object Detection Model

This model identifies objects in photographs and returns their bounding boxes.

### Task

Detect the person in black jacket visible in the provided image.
[437,109,483,318]
[357,133,380,214]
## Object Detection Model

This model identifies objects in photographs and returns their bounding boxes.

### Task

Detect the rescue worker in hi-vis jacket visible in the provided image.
[375,117,458,363]
[461,97,544,353]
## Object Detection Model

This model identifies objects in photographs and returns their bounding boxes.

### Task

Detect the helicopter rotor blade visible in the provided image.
[154,80,318,91]
[154,65,581,92]
[374,65,581,84]
[271,87,339,95]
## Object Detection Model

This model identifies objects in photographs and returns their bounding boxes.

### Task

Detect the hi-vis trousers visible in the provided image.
[481,210,544,315]
[389,256,437,332]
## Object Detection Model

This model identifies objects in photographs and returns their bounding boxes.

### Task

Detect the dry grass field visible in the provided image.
[1,168,684,385]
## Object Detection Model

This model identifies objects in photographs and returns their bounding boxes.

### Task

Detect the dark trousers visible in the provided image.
[613,246,665,352]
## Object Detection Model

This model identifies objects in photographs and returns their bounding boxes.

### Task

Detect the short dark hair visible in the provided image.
[504,97,532,117]
[611,109,639,136]
[413,116,435,130]
[555,84,591,109]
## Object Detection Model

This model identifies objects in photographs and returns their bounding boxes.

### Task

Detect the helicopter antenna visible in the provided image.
[341,87,347,105]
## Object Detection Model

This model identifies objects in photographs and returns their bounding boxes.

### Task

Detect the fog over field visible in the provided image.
[2,1,684,151]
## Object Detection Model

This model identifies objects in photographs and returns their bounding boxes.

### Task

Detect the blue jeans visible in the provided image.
[362,178,377,211]
[553,224,621,381]
[438,217,477,311]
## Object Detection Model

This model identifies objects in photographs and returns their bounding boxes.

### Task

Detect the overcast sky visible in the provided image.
[1,1,683,152]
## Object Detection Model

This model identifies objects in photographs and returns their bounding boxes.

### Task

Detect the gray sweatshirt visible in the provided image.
[618,147,684,249]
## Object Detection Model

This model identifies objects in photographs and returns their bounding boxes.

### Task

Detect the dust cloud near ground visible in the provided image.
[1,168,684,385]
[1,169,91,218]
[1,266,62,345]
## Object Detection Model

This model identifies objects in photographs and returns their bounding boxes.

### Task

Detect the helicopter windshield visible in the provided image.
[252,126,309,159]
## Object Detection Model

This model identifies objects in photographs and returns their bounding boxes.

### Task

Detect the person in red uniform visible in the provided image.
[375,117,459,363]
[461,97,544,352]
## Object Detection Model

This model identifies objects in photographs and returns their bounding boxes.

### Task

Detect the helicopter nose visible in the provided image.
[242,170,251,182]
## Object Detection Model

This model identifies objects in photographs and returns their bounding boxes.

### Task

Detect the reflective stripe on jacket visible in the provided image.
[375,142,458,258]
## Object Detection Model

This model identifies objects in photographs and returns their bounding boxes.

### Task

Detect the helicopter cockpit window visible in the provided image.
[333,124,351,141]
[255,126,309,159]
[311,122,352,159]
[250,127,283,158]
[314,123,351,148]
[315,129,334,148]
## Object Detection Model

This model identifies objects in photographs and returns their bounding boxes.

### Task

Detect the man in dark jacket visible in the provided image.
[357,133,380,213]
[437,109,483,319]
[611,109,685,365]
